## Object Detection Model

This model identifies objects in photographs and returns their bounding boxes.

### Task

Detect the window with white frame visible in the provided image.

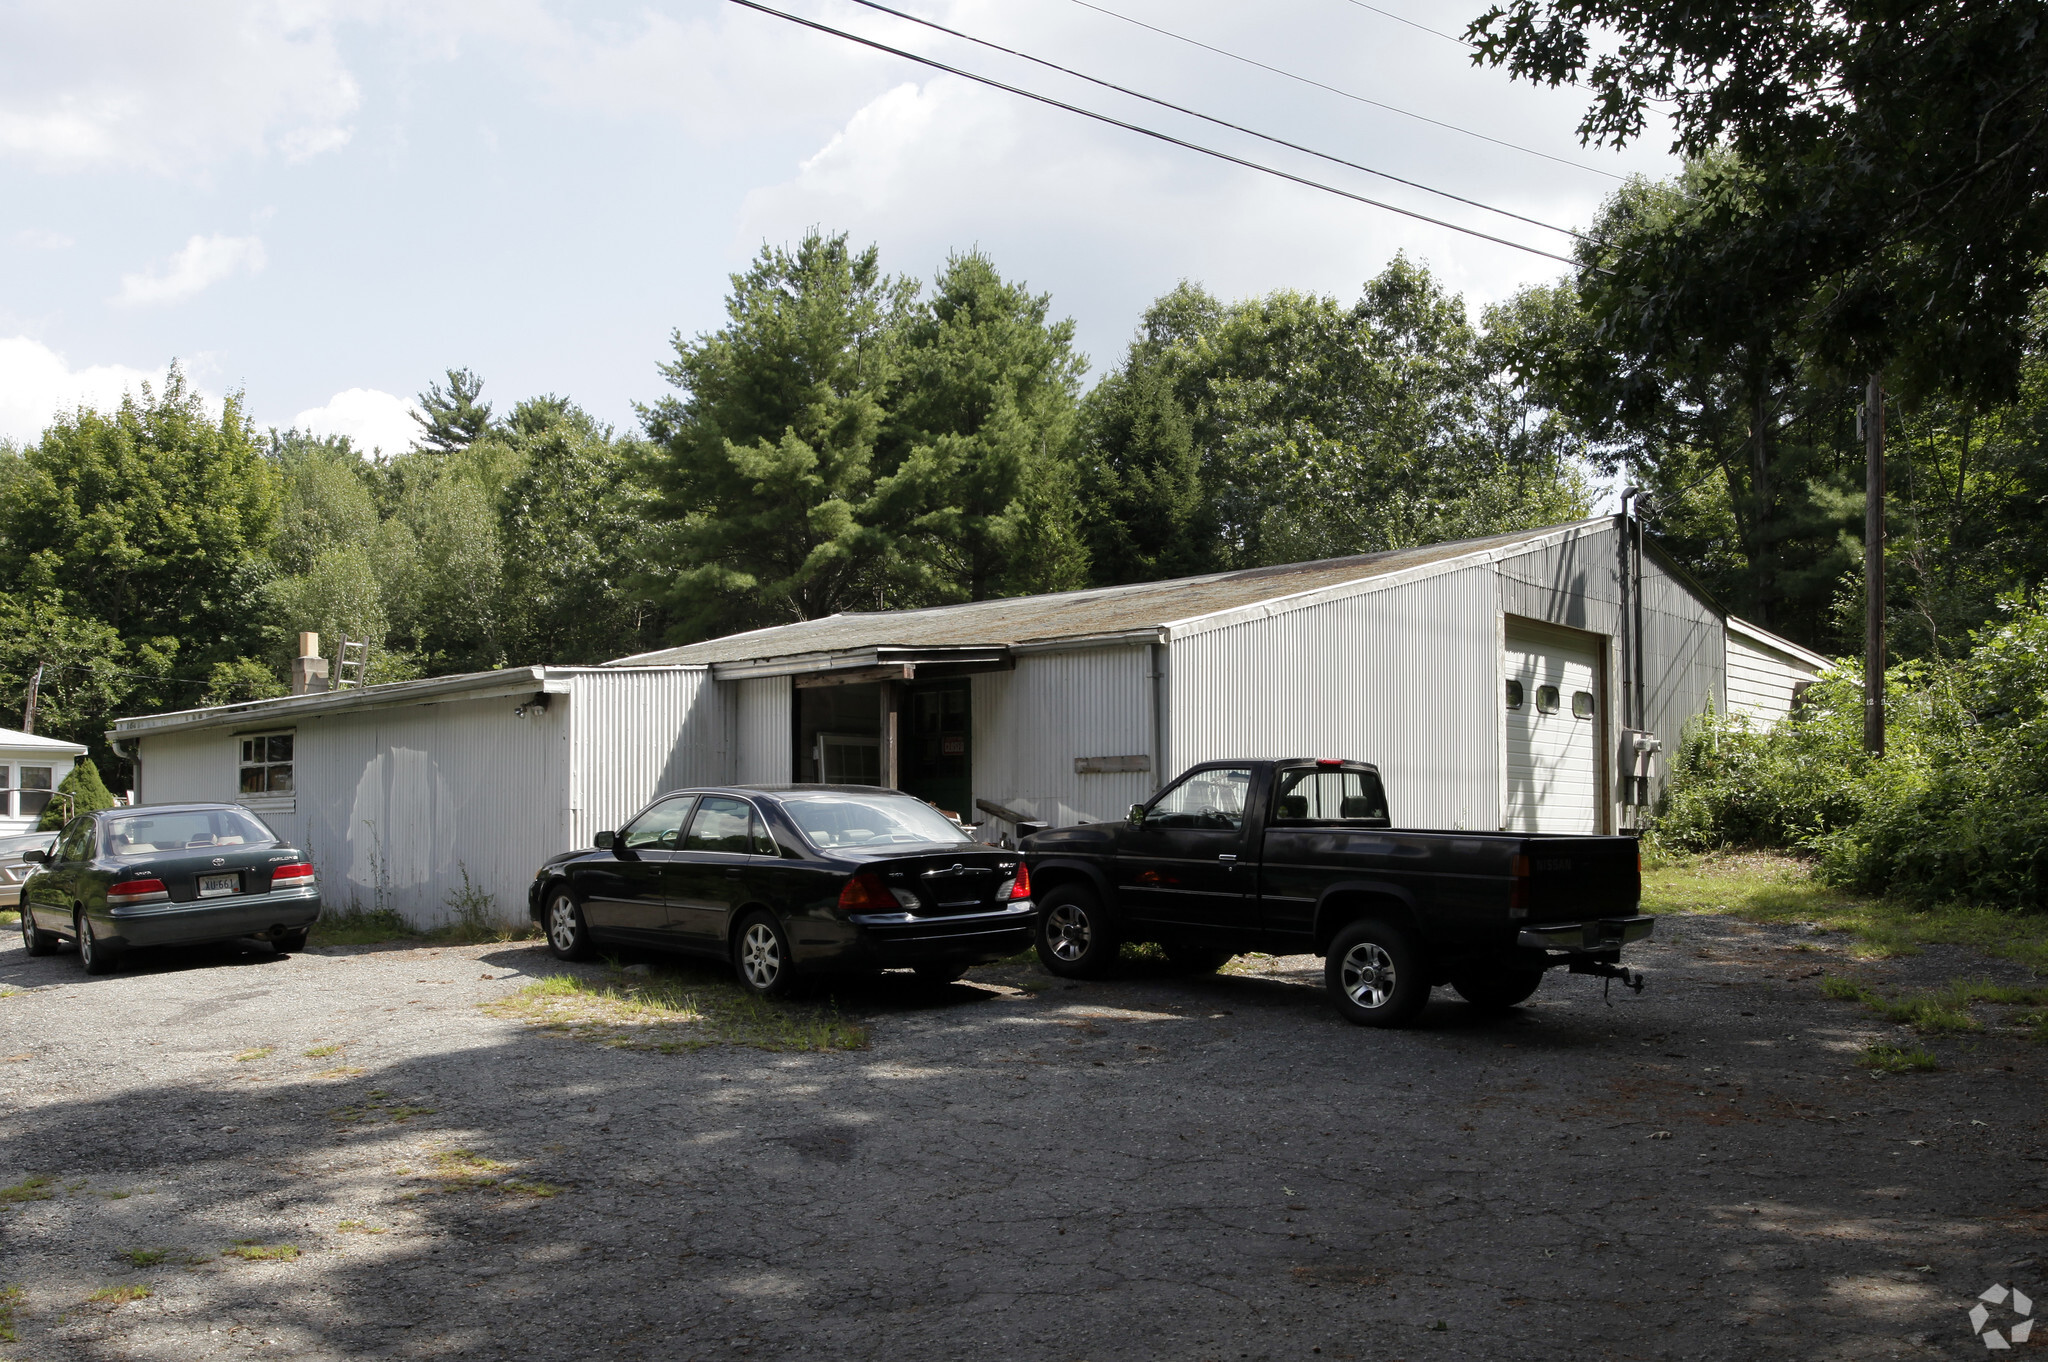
[238,732,295,795]
[18,766,52,819]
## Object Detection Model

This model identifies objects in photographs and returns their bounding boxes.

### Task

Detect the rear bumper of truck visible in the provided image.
[1516,914,1655,953]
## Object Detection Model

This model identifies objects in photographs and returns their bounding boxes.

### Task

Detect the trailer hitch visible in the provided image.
[1569,959,1646,1002]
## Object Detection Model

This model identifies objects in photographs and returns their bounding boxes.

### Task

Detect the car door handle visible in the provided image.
[1217,854,1237,862]
[724,867,742,877]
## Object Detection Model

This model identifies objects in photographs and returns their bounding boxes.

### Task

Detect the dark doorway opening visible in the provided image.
[901,678,971,819]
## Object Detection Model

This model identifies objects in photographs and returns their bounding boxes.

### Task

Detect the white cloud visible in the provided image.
[115,234,268,307]
[0,2,357,175]
[0,337,169,444]
[291,387,422,457]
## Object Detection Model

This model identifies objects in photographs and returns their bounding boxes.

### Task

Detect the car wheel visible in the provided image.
[19,908,59,957]
[1034,883,1120,978]
[732,910,800,998]
[1163,943,1235,974]
[544,889,594,962]
[76,911,117,976]
[1450,964,1545,1012]
[272,928,310,956]
[1325,919,1429,1028]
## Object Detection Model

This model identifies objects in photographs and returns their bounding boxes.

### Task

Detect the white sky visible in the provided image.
[0,0,1678,455]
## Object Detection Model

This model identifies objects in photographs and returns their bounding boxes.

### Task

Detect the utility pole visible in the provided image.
[1862,372,1886,755]
[21,663,42,735]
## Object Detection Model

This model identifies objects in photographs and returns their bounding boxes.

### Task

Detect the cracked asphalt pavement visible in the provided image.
[0,913,2042,1360]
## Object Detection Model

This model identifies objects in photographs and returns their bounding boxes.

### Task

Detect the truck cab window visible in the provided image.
[1148,767,1253,830]
[1272,769,1390,826]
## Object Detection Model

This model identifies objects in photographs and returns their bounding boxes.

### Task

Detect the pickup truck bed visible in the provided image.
[1021,758,1652,1026]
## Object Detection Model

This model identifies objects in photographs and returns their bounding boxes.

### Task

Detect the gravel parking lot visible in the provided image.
[1,914,2042,1361]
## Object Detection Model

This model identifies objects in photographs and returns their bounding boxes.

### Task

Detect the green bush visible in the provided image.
[1654,589,2048,911]
[34,757,116,831]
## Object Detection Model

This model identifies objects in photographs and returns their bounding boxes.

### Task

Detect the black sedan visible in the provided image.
[18,804,321,974]
[528,785,1035,995]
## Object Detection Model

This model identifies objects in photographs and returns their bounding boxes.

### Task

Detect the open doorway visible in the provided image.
[901,678,970,819]
[795,683,881,784]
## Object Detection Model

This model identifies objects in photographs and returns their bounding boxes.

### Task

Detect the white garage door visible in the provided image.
[1503,621,1603,833]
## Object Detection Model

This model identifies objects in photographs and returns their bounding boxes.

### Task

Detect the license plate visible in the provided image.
[198,873,240,898]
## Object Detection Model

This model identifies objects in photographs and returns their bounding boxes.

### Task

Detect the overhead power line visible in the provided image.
[843,0,1589,243]
[1338,0,1475,49]
[723,0,1583,267]
[1066,0,1622,180]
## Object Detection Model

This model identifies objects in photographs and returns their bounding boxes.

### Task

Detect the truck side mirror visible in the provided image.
[593,830,616,851]
[1127,803,1146,829]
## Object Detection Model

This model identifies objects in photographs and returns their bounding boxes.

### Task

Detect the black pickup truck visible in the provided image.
[1020,758,1652,1027]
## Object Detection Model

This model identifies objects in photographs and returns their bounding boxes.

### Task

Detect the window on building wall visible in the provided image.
[1535,685,1560,714]
[1505,680,1525,710]
[238,732,294,794]
[1572,691,1596,719]
[18,766,52,819]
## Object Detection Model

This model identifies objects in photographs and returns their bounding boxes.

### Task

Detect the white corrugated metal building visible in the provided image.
[109,517,1825,925]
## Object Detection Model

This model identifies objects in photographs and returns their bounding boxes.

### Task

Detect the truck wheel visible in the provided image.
[1163,944,1234,975]
[1325,919,1430,1028]
[1450,964,1545,1012]
[1035,884,1120,978]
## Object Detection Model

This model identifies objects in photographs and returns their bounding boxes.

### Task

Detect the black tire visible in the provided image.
[1034,883,1120,978]
[1450,964,1545,1012]
[543,888,594,962]
[732,910,801,998]
[76,911,117,976]
[1324,918,1430,1028]
[912,963,967,988]
[1163,943,1235,975]
[19,908,59,957]
[272,928,310,956]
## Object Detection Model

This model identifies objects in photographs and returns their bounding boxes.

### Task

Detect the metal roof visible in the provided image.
[610,520,1612,671]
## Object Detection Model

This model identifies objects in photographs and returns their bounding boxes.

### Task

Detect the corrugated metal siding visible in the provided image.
[1496,521,1723,818]
[735,676,792,784]
[972,645,1158,827]
[1169,564,1500,831]
[139,696,564,928]
[1727,633,1821,724]
[565,669,728,849]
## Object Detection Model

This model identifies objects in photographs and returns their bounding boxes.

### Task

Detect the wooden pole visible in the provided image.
[1863,372,1886,755]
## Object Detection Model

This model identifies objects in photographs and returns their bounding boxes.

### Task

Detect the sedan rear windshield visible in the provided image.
[104,808,279,858]
[780,795,969,849]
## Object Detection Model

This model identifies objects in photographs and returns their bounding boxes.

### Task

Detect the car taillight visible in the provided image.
[271,863,316,890]
[107,878,169,907]
[998,862,1032,900]
[837,872,896,911]
[1508,854,1530,921]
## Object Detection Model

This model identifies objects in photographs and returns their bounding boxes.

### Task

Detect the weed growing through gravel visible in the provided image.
[0,987,20,1000]
[0,1177,53,1205]
[234,1047,274,1063]
[222,1242,300,1261]
[302,1044,343,1058]
[336,1220,387,1234]
[315,1065,367,1079]
[1644,850,2048,969]
[1860,1043,1940,1073]
[0,1283,19,1341]
[404,1149,562,1199]
[86,1284,152,1304]
[483,967,868,1053]
[1820,976,2048,1034]
[329,1094,437,1125]
[120,1249,167,1267]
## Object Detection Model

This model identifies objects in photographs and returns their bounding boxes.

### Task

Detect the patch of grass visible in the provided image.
[336,1220,387,1234]
[1644,849,2048,969]
[308,907,417,947]
[428,862,541,944]
[408,1149,562,1199]
[301,1044,343,1059]
[86,1283,152,1304]
[315,1065,366,1079]
[0,987,20,1000]
[120,1249,166,1267]
[0,1283,20,1342]
[0,909,17,926]
[1860,1043,1940,1073]
[1220,951,1282,976]
[483,966,868,1053]
[329,1096,437,1125]
[1816,975,2048,1034]
[234,1046,273,1063]
[0,1176,53,1205]
[222,1242,300,1261]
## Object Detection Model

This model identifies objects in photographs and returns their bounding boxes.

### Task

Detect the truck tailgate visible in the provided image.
[1519,836,1640,922]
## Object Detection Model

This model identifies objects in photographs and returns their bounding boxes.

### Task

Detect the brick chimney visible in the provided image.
[289,632,331,696]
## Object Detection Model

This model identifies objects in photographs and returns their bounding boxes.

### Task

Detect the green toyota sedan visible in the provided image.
[18,804,321,974]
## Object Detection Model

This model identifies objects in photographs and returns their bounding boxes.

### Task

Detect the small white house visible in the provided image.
[110,517,1825,926]
[0,728,86,836]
